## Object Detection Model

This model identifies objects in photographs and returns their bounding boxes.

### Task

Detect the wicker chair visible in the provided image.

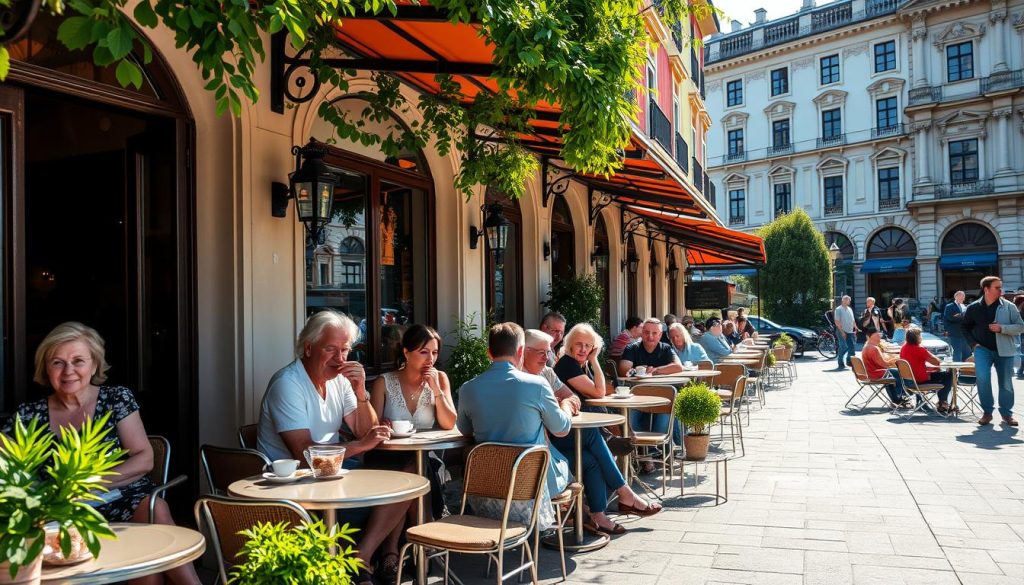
[710,363,748,424]
[847,356,896,411]
[195,495,312,584]
[397,443,550,585]
[895,359,946,419]
[145,435,188,523]
[719,376,747,456]
[767,347,792,388]
[200,444,271,495]
[237,424,258,449]
[697,360,715,371]
[629,384,676,495]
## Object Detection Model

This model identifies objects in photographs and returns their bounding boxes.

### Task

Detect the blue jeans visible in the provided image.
[837,331,855,368]
[884,367,905,402]
[974,346,1015,417]
[1017,338,1024,376]
[549,428,625,514]
[949,336,970,362]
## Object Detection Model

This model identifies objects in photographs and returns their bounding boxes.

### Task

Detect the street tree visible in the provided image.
[756,209,830,328]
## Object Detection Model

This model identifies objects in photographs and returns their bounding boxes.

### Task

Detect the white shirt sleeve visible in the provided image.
[336,375,359,418]
[265,374,310,433]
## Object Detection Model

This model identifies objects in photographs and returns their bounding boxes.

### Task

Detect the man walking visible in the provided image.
[962,277,1024,426]
[860,297,885,337]
[943,291,969,362]
[834,295,857,370]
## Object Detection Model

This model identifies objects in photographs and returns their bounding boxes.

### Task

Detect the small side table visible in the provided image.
[678,448,731,505]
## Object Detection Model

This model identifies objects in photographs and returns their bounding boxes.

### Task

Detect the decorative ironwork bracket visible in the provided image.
[588,187,613,226]
[0,0,41,46]
[271,32,323,114]
[621,214,647,244]
[542,158,576,208]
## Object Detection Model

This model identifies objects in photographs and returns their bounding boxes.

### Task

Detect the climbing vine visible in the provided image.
[3,0,716,200]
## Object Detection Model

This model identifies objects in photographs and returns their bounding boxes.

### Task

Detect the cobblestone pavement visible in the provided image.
[434,355,1024,585]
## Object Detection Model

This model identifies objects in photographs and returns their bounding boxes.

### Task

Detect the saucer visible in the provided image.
[313,468,350,481]
[612,393,633,399]
[390,428,418,438]
[262,469,313,483]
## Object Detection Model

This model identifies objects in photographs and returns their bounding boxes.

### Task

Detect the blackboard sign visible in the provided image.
[686,280,731,310]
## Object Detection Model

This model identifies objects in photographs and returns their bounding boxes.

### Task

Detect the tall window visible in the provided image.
[822,108,842,139]
[824,176,843,211]
[946,41,973,82]
[874,41,896,73]
[727,129,744,157]
[878,168,900,202]
[820,54,840,84]
[773,183,792,216]
[770,68,788,96]
[875,97,898,130]
[772,119,790,148]
[341,261,362,285]
[726,79,743,106]
[949,139,979,183]
[728,189,745,223]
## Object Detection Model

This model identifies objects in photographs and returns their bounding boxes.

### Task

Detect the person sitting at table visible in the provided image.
[2,322,201,585]
[723,321,741,347]
[522,330,659,534]
[735,316,757,341]
[891,318,912,345]
[456,322,575,529]
[256,310,399,585]
[698,319,734,363]
[668,322,709,365]
[368,324,456,583]
[860,327,910,406]
[609,316,643,360]
[899,329,954,413]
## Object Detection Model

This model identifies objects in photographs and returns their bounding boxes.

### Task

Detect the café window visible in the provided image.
[305,144,434,373]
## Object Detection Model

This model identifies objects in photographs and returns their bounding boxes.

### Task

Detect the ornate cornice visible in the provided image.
[933,21,986,49]
[992,106,1013,119]
[911,120,933,132]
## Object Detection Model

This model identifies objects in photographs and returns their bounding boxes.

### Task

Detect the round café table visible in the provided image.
[376,429,469,585]
[935,361,976,415]
[41,524,204,584]
[542,411,624,553]
[587,395,672,487]
[228,468,430,534]
[620,370,720,387]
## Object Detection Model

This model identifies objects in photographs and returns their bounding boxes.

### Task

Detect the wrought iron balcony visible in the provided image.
[872,124,904,139]
[729,215,745,226]
[707,180,716,207]
[648,99,673,154]
[824,204,844,217]
[981,69,1024,94]
[908,86,942,105]
[675,134,689,174]
[704,174,711,199]
[936,180,994,199]
[812,1,852,34]
[878,197,901,211]
[693,157,704,193]
[768,142,793,156]
[725,150,746,163]
[817,134,846,148]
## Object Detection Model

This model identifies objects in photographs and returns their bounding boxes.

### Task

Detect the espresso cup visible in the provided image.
[615,386,631,396]
[634,366,647,376]
[271,459,299,477]
[392,420,414,434]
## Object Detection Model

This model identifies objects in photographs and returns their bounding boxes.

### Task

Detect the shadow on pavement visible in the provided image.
[955,425,1023,450]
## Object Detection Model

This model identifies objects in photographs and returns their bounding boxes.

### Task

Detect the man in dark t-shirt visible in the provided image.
[616,318,683,442]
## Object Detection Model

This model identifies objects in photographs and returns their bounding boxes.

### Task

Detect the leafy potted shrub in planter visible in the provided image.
[0,414,124,585]
[673,382,721,461]
[444,314,491,402]
[230,520,361,584]
[773,333,795,350]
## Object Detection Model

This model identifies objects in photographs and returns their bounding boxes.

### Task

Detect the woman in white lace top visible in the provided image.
[371,324,456,431]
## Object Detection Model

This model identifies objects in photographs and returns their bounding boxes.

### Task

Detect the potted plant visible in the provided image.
[230,520,362,584]
[444,314,491,401]
[0,414,124,585]
[673,382,721,461]
[773,333,795,350]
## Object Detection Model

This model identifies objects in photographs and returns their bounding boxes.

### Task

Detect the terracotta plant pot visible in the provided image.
[0,556,42,585]
[683,433,711,461]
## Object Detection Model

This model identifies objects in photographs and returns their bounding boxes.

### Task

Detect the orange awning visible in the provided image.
[626,205,766,267]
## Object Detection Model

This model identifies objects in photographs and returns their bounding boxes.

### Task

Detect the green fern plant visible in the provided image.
[230,520,361,584]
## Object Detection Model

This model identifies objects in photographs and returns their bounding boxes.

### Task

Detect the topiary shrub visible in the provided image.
[673,382,721,436]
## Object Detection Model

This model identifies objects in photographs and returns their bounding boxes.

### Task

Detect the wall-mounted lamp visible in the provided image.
[469,203,511,261]
[667,258,679,280]
[591,241,609,270]
[622,250,639,274]
[272,140,338,245]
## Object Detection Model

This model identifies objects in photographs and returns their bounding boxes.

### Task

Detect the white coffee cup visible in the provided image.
[271,459,299,477]
[683,361,693,368]
[615,386,631,396]
[392,420,414,434]
[634,366,647,376]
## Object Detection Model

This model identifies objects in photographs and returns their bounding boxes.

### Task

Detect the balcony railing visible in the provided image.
[704,174,711,199]
[693,157,704,193]
[648,99,673,154]
[908,86,942,105]
[817,134,846,148]
[867,0,900,16]
[725,150,746,163]
[824,204,844,217]
[936,180,994,199]
[878,197,901,211]
[675,134,689,174]
[768,142,793,156]
[763,18,799,47]
[871,124,904,139]
[981,69,1024,93]
[729,215,745,226]
[671,21,684,54]
[718,32,753,60]
[812,1,853,34]
[707,180,716,207]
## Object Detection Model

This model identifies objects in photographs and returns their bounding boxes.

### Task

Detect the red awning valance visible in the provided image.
[626,205,766,267]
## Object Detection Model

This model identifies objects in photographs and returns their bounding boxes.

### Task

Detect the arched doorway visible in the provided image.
[863,227,917,308]
[550,196,575,280]
[594,214,611,333]
[825,231,855,306]
[3,11,196,508]
[940,223,998,300]
[485,188,523,324]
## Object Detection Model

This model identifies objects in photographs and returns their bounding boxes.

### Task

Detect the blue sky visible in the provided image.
[712,0,811,29]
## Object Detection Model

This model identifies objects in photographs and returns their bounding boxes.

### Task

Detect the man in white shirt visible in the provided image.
[833,295,857,370]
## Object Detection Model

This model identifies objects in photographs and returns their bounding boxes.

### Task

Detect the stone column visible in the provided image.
[913,121,932,184]
[991,2,1009,73]
[912,17,929,88]
[994,107,1013,175]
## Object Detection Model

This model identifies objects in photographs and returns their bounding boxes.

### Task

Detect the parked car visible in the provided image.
[917,331,951,357]
[745,316,819,357]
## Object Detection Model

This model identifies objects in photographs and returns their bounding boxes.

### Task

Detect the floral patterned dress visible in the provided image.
[4,386,155,522]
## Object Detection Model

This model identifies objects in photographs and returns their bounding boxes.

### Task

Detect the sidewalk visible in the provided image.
[438,356,1024,585]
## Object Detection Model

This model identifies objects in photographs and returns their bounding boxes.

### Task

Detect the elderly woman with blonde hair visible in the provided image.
[668,322,709,365]
[3,322,200,585]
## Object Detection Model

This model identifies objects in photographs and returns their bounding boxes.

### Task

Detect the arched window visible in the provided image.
[824,231,855,261]
[864,227,917,308]
[825,231,855,304]
[941,223,997,254]
[867,227,916,258]
[339,237,365,254]
[939,223,998,297]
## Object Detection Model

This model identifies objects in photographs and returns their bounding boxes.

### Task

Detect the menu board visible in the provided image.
[686,280,731,310]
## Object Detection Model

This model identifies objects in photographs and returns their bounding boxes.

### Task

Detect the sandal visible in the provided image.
[617,499,662,517]
[582,521,606,536]
[378,552,399,585]
[596,521,626,535]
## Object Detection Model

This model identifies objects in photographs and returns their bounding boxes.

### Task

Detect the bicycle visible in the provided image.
[817,328,837,359]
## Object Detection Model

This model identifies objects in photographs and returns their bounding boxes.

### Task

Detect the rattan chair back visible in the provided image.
[462,443,549,503]
[697,360,715,371]
[713,363,744,390]
[238,424,258,449]
[730,376,748,403]
[200,444,271,495]
[195,495,311,584]
[630,384,676,415]
[147,435,170,486]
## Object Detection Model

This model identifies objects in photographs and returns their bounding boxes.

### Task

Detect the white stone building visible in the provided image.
[704,0,1024,310]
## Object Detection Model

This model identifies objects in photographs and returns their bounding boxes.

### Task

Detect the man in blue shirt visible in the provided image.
[943,290,969,361]
[699,320,734,363]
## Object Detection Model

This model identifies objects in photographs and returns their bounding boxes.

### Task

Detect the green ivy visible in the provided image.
[230,520,361,584]
[12,0,718,200]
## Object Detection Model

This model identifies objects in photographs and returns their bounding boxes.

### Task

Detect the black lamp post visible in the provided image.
[828,242,841,305]
[591,241,609,270]
[470,203,511,262]
[272,140,338,245]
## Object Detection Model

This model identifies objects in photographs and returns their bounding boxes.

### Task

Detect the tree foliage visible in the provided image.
[542,272,604,331]
[7,0,717,200]
[756,209,830,328]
